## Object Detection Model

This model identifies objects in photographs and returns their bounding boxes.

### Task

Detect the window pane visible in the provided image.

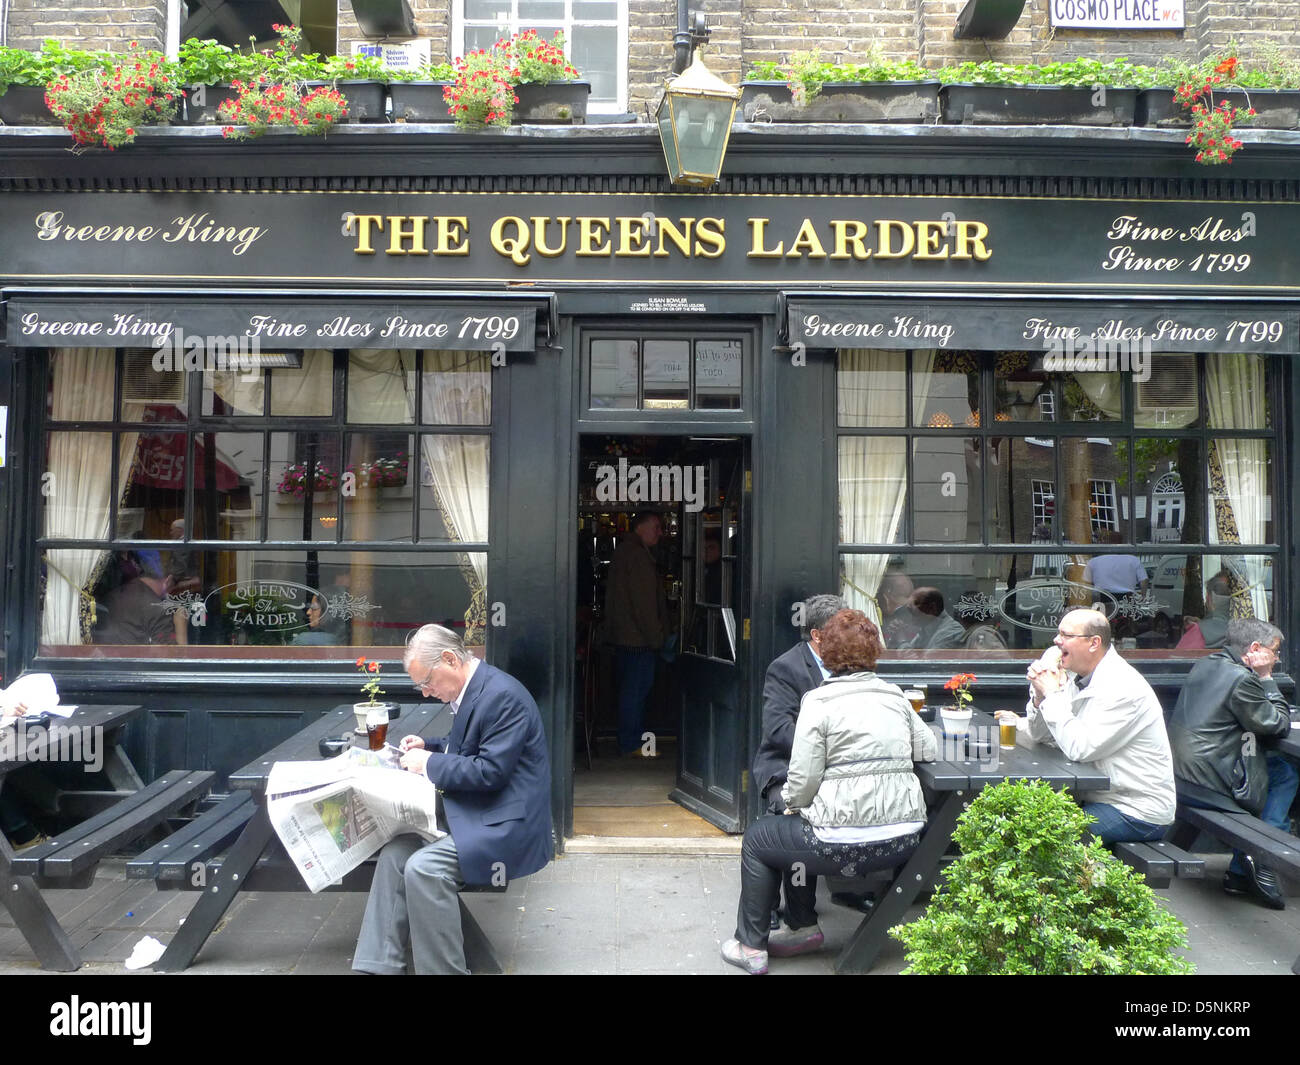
[465,24,507,51]
[123,431,186,538]
[270,349,333,416]
[47,349,115,422]
[418,434,490,544]
[643,340,689,408]
[994,352,1122,423]
[45,549,487,656]
[838,349,904,427]
[348,350,415,424]
[344,433,415,542]
[1209,439,1272,545]
[270,432,340,542]
[694,338,741,410]
[1060,367,1121,420]
[988,438,1055,543]
[570,24,617,103]
[838,438,906,544]
[1135,353,1199,428]
[1060,438,1124,544]
[203,369,264,416]
[573,0,618,17]
[1129,438,1202,545]
[122,348,187,421]
[194,433,263,541]
[913,349,976,428]
[422,350,491,425]
[1207,353,1269,429]
[912,437,978,544]
[590,339,637,408]
[464,0,509,21]
[44,431,114,539]
[519,0,565,17]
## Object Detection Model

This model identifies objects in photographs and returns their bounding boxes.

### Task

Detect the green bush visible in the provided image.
[891,780,1193,975]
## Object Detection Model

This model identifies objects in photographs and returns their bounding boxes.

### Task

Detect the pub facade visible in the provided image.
[2,5,1300,845]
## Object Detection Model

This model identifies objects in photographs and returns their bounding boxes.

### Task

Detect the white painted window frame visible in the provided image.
[451,0,628,114]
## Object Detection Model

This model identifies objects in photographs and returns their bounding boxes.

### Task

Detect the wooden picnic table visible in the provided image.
[154,701,452,972]
[0,704,147,970]
[1270,714,1300,762]
[835,710,1110,974]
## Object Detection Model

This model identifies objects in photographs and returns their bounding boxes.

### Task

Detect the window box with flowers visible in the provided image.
[176,37,266,124]
[276,461,339,499]
[1136,49,1300,133]
[317,51,389,122]
[742,52,939,123]
[444,30,588,129]
[44,41,180,149]
[387,62,456,122]
[0,40,103,125]
[218,24,347,139]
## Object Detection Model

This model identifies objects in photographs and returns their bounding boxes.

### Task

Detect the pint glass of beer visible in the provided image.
[904,689,926,713]
[366,705,390,751]
[998,713,1018,749]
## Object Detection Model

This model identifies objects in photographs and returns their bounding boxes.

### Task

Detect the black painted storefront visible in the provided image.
[1,122,1299,844]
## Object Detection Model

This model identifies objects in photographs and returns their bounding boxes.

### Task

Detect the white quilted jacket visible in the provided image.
[782,672,938,828]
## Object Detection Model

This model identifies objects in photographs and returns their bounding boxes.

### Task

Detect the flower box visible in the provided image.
[0,84,55,125]
[389,81,453,122]
[1137,86,1300,129]
[335,79,387,122]
[940,83,1137,126]
[514,80,590,124]
[739,80,940,123]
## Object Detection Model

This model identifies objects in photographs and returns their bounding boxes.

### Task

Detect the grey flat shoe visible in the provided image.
[721,938,768,974]
[768,921,825,958]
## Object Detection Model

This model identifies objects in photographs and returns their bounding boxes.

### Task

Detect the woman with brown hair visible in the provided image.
[721,608,937,974]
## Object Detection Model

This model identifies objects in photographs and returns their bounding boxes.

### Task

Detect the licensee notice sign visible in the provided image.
[1050,0,1185,29]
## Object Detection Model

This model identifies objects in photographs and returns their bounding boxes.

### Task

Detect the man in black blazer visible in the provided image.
[353,624,552,975]
[751,595,851,928]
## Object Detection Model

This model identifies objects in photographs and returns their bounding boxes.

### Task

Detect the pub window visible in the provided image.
[836,349,1279,660]
[454,0,628,113]
[587,333,744,412]
[38,347,493,661]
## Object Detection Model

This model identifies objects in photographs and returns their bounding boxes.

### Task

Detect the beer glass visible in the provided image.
[904,689,926,713]
[998,713,1018,749]
[366,705,390,751]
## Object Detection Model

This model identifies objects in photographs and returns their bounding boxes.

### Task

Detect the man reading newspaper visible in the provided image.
[352,624,553,975]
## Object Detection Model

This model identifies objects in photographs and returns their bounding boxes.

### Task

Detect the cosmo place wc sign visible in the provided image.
[1050,0,1185,30]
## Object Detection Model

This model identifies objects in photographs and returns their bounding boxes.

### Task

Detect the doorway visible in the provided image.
[573,434,750,836]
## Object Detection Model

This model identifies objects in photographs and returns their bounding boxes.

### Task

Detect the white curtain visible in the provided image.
[270,349,333,415]
[406,351,490,593]
[1205,354,1269,619]
[838,349,933,627]
[350,349,416,423]
[42,349,143,645]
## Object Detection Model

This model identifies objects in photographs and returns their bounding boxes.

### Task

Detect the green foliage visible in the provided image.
[385,61,456,83]
[936,57,1159,87]
[177,37,264,86]
[747,49,932,103]
[0,40,109,94]
[891,780,1194,975]
[321,51,390,82]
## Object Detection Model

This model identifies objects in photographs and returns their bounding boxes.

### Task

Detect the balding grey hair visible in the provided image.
[1073,609,1112,651]
[802,594,847,640]
[405,624,473,670]
[1226,618,1283,658]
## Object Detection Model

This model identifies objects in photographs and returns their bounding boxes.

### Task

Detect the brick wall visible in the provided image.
[6,0,166,52]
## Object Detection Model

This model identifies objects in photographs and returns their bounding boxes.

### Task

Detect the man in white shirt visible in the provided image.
[1025,609,1177,843]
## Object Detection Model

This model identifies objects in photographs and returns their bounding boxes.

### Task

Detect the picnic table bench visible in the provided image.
[0,704,217,971]
[143,702,506,974]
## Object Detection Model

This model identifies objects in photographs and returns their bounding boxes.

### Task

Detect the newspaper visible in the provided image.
[266,746,444,893]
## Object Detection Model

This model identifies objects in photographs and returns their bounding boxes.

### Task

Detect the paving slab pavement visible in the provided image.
[0,851,1294,975]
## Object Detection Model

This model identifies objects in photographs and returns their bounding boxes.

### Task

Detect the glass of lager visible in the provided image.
[366,704,390,751]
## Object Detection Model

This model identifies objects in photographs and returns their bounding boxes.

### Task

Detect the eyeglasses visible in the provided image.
[1055,631,1094,641]
[413,663,438,691]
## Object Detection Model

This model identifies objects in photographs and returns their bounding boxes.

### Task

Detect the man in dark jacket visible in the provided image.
[353,624,552,974]
[1168,618,1298,910]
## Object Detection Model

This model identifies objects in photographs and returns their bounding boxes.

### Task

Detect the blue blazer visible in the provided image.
[423,662,553,885]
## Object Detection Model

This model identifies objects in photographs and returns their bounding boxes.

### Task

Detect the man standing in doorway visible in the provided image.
[605,511,670,756]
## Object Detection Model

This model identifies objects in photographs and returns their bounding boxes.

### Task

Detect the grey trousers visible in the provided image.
[352,833,468,975]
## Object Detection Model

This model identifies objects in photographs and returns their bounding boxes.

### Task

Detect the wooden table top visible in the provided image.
[228,701,453,795]
[0,703,142,775]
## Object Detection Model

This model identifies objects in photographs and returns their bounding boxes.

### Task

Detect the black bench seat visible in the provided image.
[9,770,215,888]
[1113,840,1206,888]
[126,790,256,883]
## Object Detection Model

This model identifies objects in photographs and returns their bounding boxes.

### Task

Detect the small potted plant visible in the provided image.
[1138,44,1300,131]
[321,49,389,122]
[353,656,399,734]
[938,671,976,735]
[177,37,265,124]
[444,46,518,128]
[219,25,346,139]
[276,461,339,497]
[44,40,180,149]
[937,57,1144,126]
[388,60,456,122]
[741,49,940,123]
